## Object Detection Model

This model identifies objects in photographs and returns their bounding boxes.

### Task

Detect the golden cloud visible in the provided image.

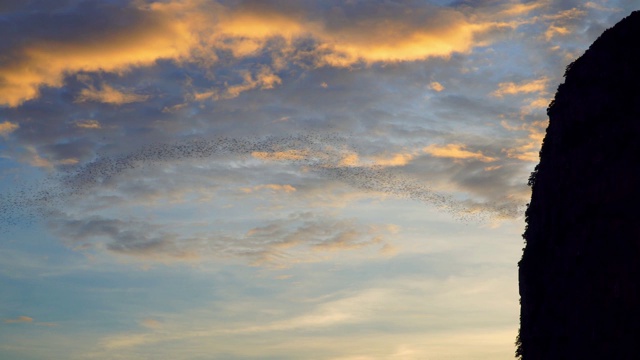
[527,97,551,109]
[222,66,282,99]
[336,150,418,168]
[498,1,548,16]
[0,1,505,106]
[429,81,445,92]
[502,120,548,162]
[22,146,53,168]
[338,153,360,167]
[0,121,19,136]
[424,144,496,162]
[0,2,197,107]
[251,150,308,161]
[372,152,416,167]
[545,25,571,40]
[76,84,149,105]
[492,77,549,97]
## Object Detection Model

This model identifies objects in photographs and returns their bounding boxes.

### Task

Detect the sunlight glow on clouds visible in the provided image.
[0,0,635,359]
[0,121,18,136]
[492,77,549,97]
[424,144,497,163]
[0,0,525,107]
[76,83,150,105]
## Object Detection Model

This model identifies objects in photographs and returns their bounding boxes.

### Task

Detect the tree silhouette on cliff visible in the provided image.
[517,10,640,360]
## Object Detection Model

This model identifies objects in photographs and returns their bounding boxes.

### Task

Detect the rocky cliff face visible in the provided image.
[517,11,640,360]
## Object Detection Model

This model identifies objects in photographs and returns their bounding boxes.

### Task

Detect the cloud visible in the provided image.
[76,84,149,105]
[42,204,396,266]
[584,2,621,12]
[0,1,198,107]
[237,214,398,266]
[216,1,504,66]
[502,120,547,162]
[4,316,33,324]
[0,121,19,136]
[0,0,512,107]
[217,66,282,100]
[21,146,53,168]
[251,150,309,161]
[228,288,389,333]
[97,287,390,352]
[1,131,526,253]
[101,333,153,350]
[48,215,200,261]
[240,184,296,194]
[492,77,549,97]
[429,81,445,92]
[424,144,496,162]
[497,1,548,16]
[527,97,551,109]
[545,25,571,40]
[75,120,102,129]
[373,153,416,167]
[140,318,163,329]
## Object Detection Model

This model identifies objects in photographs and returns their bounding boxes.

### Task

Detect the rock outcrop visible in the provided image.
[517,11,640,360]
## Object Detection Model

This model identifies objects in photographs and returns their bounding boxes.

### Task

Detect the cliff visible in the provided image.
[517,11,640,359]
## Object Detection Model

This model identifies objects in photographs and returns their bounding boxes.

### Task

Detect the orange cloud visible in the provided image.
[222,66,282,99]
[429,81,445,92]
[213,2,504,67]
[493,77,549,97]
[76,84,149,104]
[0,121,19,136]
[527,97,551,109]
[372,152,416,167]
[316,22,493,66]
[0,1,507,106]
[498,1,548,16]
[0,2,198,107]
[22,146,53,168]
[424,144,496,162]
[545,25,571,40]
[502,120,548,162]
[338,153,360,167]
[185,66,282,102]
[337,150,418,167]
[251,150,308,161]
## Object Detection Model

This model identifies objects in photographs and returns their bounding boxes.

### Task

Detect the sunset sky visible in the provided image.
[0,1,636,359]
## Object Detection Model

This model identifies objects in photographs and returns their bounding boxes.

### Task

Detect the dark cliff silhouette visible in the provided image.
[517,11,640,360]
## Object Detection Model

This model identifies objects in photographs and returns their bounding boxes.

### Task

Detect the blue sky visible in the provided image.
[0,1,636,359]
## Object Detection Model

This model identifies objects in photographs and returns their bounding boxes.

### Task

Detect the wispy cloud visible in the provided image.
[74,120,102,129]
[429,81,445,92]
[4,316,33,324]
[0,121,19,136]
[424,144,497,163]
[76,84,149,105]
[492,77,549,98]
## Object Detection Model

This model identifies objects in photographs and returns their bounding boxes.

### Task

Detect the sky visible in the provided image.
[0,1,636,359]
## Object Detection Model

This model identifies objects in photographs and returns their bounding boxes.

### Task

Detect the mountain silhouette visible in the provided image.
[517,10,640,360]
